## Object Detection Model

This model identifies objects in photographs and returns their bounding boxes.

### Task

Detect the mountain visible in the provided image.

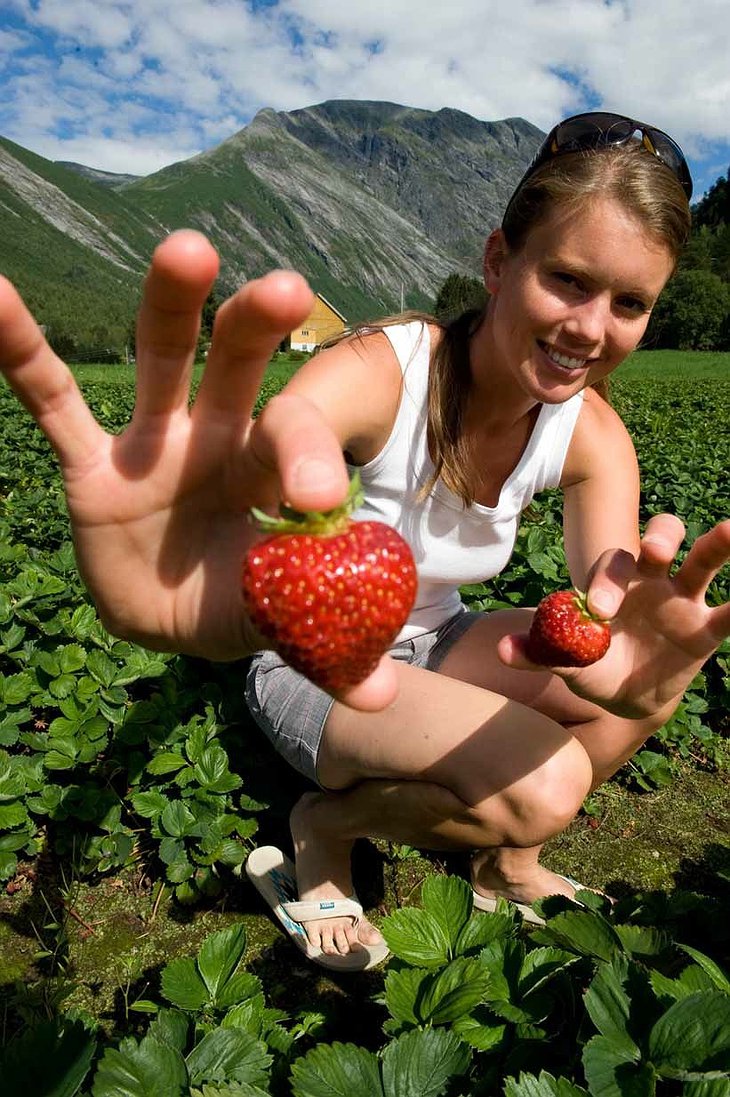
[0,101,544,350]
[55,162,141,188]
[0,135,165,351]
[123,101,542,318]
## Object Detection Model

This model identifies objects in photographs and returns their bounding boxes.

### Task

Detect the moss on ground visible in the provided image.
[543,762,729,895]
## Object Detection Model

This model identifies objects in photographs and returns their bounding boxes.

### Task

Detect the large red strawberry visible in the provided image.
[241,474,417,692]
[526,589,611,667]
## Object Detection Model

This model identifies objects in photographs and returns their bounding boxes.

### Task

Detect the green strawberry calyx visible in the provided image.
[250,470,365,537]
[572,589,609,625]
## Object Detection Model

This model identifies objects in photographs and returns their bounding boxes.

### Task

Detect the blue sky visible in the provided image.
[1,0,728,200]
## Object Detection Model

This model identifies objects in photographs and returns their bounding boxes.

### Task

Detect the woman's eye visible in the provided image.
[551,271,582,291]
[617,296,649,314]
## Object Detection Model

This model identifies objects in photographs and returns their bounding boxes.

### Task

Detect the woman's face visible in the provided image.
[483,195,675,403]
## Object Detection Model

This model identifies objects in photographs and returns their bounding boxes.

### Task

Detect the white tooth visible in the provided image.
[546,346,586,369]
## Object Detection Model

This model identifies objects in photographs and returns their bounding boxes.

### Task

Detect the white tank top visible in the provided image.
[348,321,584,641]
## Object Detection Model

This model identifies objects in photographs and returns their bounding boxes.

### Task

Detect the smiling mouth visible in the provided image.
[539,341,592,371]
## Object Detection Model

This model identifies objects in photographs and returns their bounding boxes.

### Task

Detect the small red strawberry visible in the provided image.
[242,474,417,692]
[526,589,611,668]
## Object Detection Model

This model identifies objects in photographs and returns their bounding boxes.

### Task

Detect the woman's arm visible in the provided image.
[560,389,642,591]
[0,231,403,711]
[503,388,730,720]
[280,327,405,466]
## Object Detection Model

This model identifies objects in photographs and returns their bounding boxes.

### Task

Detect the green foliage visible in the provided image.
[647,270,730,351]
[0,382,266,897]
[645,166,730,349]
[692,167,730,236]
[688,166,730,283]
[7,874,730,1095]
[433,272,488,319]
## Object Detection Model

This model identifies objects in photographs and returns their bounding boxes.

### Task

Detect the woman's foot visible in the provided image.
[289,792,385,958]
[471,847,582,906]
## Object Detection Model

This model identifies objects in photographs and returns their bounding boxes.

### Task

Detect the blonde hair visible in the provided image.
[502,142,691,263]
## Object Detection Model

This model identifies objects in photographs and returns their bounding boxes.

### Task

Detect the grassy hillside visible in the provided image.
[618,349,730,378]
[124,144,395,321]
[0,137,163,348]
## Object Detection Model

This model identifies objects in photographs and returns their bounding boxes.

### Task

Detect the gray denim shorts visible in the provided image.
[244,608,481,788]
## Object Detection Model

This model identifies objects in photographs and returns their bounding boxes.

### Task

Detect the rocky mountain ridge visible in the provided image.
[0,101,544,344]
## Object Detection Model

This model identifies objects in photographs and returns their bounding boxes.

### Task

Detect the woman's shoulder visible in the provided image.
[561,385,637,486]
[578,385,630,434]
[281,324,407,459]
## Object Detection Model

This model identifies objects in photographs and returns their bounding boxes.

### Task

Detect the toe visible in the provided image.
[299,910,384,958]
[333,922,356,955]
[319,926,338,955]
[356,917,384,948]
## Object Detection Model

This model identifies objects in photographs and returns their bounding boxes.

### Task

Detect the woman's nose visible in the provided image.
[563,297,609,344]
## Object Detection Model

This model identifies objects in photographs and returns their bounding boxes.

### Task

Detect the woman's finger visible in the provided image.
[134,230,220,418]
[193,269,314,421]
[584,547,636,619]
[674,518,730,601]
[243,389,350,514]
[0,276,106,468]
[635,513,686,577]
[336,654,400,712]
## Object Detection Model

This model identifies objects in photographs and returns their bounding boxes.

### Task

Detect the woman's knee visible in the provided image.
[469,736,593,848]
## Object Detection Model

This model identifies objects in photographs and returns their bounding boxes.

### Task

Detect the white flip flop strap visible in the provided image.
[283,897,363,924]
[556,874,583,890]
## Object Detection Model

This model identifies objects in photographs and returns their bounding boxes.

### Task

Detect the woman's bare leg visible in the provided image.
[435,609,668,786]
[289,657,594,956]
[437,609,669,907]
[287,608,672,957]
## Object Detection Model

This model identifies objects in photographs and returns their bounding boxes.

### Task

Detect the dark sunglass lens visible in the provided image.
[556,113,631,151]
[646,131,693,197]
[650,134,681,169]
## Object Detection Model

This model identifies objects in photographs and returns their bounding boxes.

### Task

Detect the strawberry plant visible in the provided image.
[1,868,729,1094]
[0,386,266,897]
[289,875,730,1096]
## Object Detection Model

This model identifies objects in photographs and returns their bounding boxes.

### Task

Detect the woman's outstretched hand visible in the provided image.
[500,513,730,720]
[0,230,398,712]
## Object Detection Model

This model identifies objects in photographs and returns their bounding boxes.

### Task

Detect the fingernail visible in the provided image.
[590,592,615,618]
[291,459,341,492]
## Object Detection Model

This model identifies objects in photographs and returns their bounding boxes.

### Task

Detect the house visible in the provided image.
[289,293,347,352]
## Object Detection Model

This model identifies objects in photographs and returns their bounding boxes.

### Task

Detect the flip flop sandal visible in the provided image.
[245,845,389,972]
[471,873,594,926]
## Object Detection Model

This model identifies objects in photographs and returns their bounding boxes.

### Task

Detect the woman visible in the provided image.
[0,112,728,972]
[242,111,725,968]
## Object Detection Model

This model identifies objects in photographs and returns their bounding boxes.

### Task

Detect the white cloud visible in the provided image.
[25,0,133,49]
[0,0,728,189]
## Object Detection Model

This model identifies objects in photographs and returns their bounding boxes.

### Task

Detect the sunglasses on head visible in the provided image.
[508,110,693,207]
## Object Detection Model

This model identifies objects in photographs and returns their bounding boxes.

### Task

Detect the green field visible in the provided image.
[66,347,730,388]
[68,349,309,388]
[617,348,730,379]
[1,347,729,1094]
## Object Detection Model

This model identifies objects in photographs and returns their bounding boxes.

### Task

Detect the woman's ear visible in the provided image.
[483,229,508,293]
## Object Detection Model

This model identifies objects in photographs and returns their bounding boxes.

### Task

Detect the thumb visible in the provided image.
[497,632,583,683]
[497,632,537,671]
[333,654,400,712]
